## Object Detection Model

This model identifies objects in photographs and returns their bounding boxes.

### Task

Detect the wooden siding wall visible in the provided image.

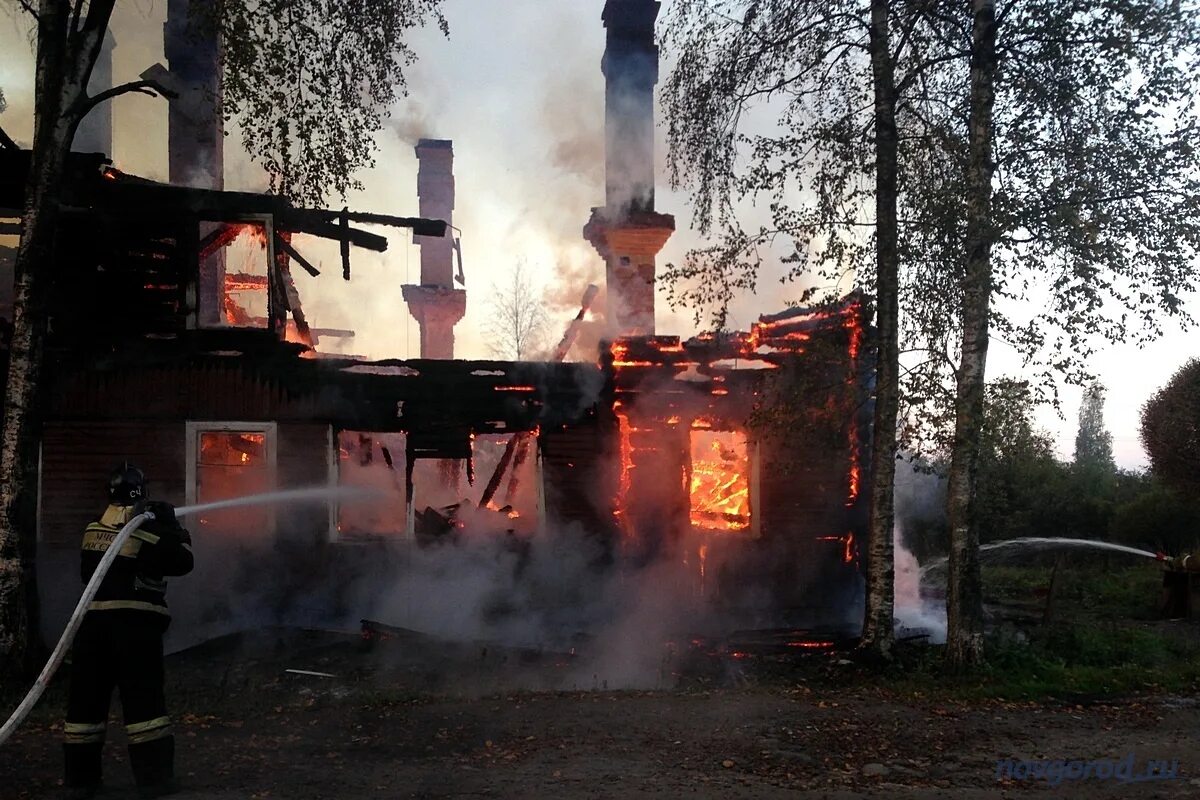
[276,424,333,540]
[40,421,187,548]
[540,420,617,540]
[49,364,321,422]
[40,421,333,548]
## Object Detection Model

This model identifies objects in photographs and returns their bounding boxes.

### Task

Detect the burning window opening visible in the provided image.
[336,432,408,539]
[198,220,272,329]
[688,427,751,533]
[338,432,542,542]
[191,427,274,535]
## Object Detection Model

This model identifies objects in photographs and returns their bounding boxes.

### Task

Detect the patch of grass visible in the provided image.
[984,565,1055,599]
[879,625,1200,701]
[984,562,1162,620]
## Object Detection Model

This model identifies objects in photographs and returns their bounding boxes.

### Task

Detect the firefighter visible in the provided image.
[1162,553,1200,571]
[63,464,194,799]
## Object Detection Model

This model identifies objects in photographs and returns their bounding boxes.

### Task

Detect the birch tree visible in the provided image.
[663,0,1200,669]
[0,0,446,678]
[662,0,967,659]
[941,0,1200,667]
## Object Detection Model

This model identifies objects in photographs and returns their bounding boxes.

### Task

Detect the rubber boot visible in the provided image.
[130,735,178,797]
[63,741,104,799]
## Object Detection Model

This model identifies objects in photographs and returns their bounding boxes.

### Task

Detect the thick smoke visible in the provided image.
[893,461,948,642]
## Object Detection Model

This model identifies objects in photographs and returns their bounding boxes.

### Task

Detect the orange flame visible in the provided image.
[613,402,634,534]
[689,427,751,532]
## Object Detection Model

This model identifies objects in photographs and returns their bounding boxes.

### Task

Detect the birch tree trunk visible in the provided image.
[946,0,997,670]
[859,0,900,659]
[0,0,115,679]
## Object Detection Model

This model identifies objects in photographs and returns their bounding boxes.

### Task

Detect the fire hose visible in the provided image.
[0,511,153,747]
[0,486,369,748]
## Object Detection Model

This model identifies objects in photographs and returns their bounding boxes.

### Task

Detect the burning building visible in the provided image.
[0,0,873,652]
[0,145,871,645]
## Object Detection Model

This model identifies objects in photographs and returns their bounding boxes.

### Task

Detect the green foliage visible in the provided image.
[882,565,1200,698]
[203,0,448,206]
[659,0,945,327]
[662,0,1200,455]
[973,380,1060,543]
[1140,358,1200,495]
[1074,382,1114,474]
[904,378,1197,554]
[1111,481,1200,556]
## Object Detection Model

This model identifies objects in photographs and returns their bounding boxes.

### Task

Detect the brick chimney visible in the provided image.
[163,0,223,189]
[402,139,466,359]
[584,0,675,337]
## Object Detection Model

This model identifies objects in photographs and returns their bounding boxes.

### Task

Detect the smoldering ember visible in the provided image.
[1,2,1199,799]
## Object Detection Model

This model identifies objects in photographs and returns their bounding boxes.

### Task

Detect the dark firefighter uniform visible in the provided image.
[63,465,193,799]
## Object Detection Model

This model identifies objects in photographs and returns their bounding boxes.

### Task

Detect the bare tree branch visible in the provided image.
[76,78,177,118]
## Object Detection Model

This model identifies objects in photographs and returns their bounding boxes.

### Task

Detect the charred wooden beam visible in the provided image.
[297,208,448,238]
[198,222,243,260]
[273,232,321,277]
[478,432,529,509]
[284,218,387,253]
[276,231,313,346]
[340,208,351,281]
[483,284,601,499]
[551,283,600,362]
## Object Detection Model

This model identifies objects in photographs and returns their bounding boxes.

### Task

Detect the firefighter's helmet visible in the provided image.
[108,462,146,506]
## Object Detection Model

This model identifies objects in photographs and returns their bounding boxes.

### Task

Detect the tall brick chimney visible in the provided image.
[163,0,223,189]
[402,139,466,359]
[584,0,675,337]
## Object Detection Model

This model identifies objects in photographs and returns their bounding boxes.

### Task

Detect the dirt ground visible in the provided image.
[2,628,1198,799]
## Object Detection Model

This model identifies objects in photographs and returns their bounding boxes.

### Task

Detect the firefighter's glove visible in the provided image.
[144,500,180,529]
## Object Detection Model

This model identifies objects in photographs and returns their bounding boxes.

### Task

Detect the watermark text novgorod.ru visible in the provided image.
[996,753,1180,786]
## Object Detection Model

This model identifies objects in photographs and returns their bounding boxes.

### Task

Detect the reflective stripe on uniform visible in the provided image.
[130,528,160,545]
[64,721,107,744]
[87,600,169,615]
[126,715,172,744]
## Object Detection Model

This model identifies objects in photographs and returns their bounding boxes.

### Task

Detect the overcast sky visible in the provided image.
[1,0,1196,470]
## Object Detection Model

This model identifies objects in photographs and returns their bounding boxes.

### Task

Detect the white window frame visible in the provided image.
[185,421,278,533]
